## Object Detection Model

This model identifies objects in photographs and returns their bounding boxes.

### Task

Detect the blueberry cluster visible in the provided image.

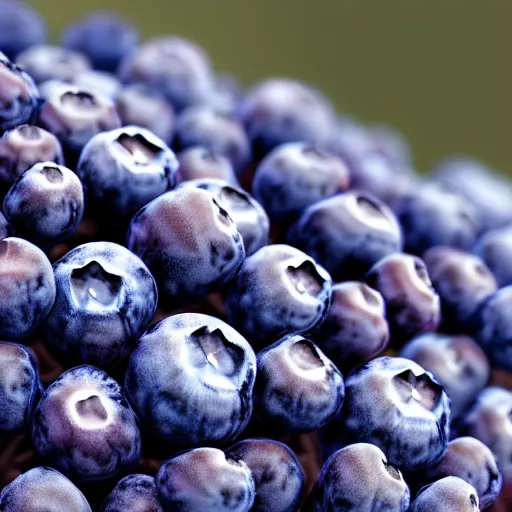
[0,3,511,511]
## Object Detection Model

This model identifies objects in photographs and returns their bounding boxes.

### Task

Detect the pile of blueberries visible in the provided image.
[2,1,512,511]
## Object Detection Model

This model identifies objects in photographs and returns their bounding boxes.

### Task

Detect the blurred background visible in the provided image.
[30,0,509,174]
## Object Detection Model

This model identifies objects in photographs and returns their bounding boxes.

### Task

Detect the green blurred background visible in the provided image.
[30,0,510,174]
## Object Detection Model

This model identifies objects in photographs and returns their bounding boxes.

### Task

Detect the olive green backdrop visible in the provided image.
[30,0,510,174]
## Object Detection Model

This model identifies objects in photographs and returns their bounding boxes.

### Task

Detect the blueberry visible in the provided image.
[206,73,243,115]
[327,118,416,204]
[456,387,512,483]
[73,70,122,99]
[32,365,141,482]
[225,439,304,512]
[0,467,91,511]
[400,334,490,420]
[41,241,157,367]
[0,237,56,340]
[367,123,413,167]
[116,84,174,143]
[225,244,332,349]
[62,11,139,72]
[99,474,163,512]
[237,78,335,158]
[303,443,410,512]
[0,341,43,437]
[324,356,450,473]
[0,125,64,190]
[420,437,502,509]
[15,45,91,84]
[254,335,344,435]
[409,477,479,512]
[37,83,121,165]
[127,186,245,307]
[0,1,46,60]
[287,191,403,281]
[3,162,84,248]
[124,313,256,448]
[309,281,389,372]
[366,253,440,345]
[173,106,250,174]
[176,147,238,186]
[118,36,214,113]
[393,182,480,256]
[252,143,350,226]
[432,155,512,232]
[182,178,269,256]
[77,125,178,222]
[471,286,512,372]
[157,447,255,511]
[0,210,12,240]
[423,247,497,332]
[474,225,512,287]
[0,54,40,133]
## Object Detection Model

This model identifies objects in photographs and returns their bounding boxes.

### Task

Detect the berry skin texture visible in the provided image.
[0,54,40,133]
[73,70,122,100]
[182,178,269,256]
[409,476,480,512]
[237,78,335,158]
[423,247,497,332]
[324,356,450,473]
[32,365,141,482]
[366,253,440,345]
[124,313,256,448]
[0,125,64,190]
[456,386,512,483]
[37,83,121,164]
[474,225,512,288]
[400,334,490,420]
[118,36,214,113]
[3,161,84,248]
[254,335,344,435]
[225,438,304,512]
[471,286,512,373]
[0,211,12,240]
[173,105,251,174]
[0,237,56,340]
[62,11,139,72]
[127,185,245,307]
[287,190,403,281]
[99,474,163,512]
[420,437,502,509]
[157,447,255,512]
[0,341,43,437]
[0,1,47,60]
[309,281,389,372]
[225,244,332,349]
[0,466,91,511]
[41,241,157,368]
[253,142,350,226]
[393,182,480,256]
[303,443,410,512]
[176,146,238,186]
[77,125,179,222]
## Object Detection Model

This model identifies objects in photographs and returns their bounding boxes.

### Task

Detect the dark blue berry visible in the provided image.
[253,142,350,226]
[125,313,256,448]
[474,225,512,288]
[32,365,141,482]
[3,162,84,248]
[254,335,344,434]
[225,244,332,349]
[0,237,55,340]
[62,11,139,72]
[287,191,402,281]
[41,241,157,367]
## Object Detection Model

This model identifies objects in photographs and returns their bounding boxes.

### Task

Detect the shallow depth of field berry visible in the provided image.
[0,2,511,511]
